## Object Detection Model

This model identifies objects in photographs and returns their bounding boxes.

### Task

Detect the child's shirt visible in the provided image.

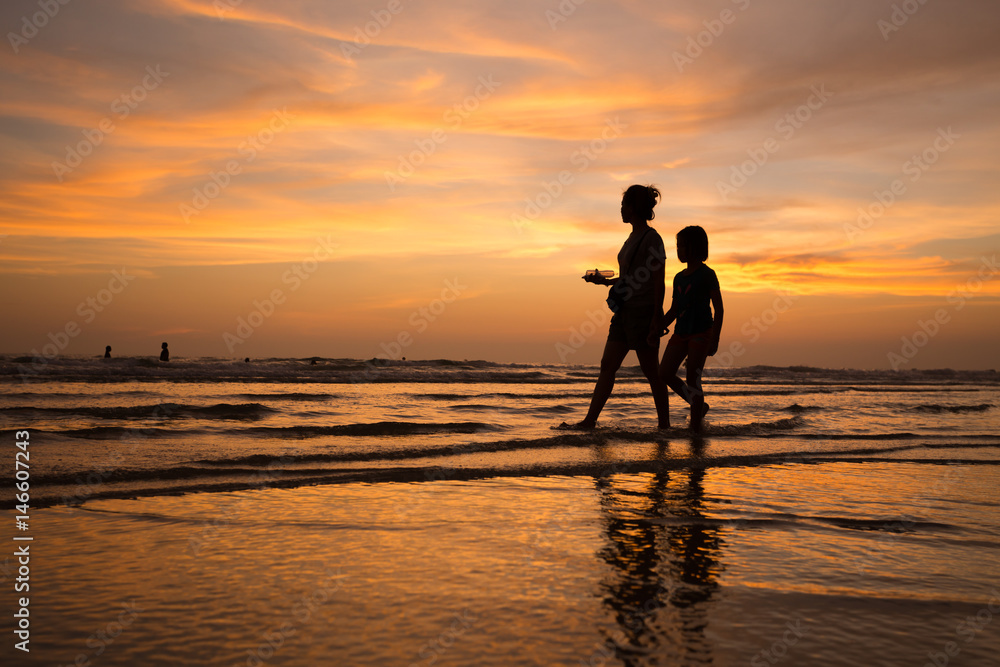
[672,264,719,335]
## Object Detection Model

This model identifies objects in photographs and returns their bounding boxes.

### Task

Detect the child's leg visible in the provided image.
[659,341,693,403]
[685,335,711,428]
[579,339,631,427]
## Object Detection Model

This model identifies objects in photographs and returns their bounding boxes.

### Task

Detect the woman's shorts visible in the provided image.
[608,307,658,351]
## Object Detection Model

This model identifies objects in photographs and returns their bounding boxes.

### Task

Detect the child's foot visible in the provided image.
[555,420,597,431]
[690,399,708,431]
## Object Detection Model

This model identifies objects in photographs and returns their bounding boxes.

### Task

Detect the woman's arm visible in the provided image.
[646,251,667,345]
[583,274,617,287]
[663,274,678,328]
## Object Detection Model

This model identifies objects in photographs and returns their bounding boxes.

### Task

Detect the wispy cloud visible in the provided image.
[1,0,998,364]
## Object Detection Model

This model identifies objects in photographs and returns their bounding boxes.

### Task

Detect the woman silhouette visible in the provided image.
[563,185,671,429]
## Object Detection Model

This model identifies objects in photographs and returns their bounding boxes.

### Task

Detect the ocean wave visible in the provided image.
[195,416,810,466]
[1,402,277,420]
[46,426,183,440]
[705,415,804,435]
[913,403,993,414]
[782,404,823,413]
[237,392,338,401]
[417,389,825,401]
[641,513,957,534]
[241,421,501,438]
[191,430,662,467]
[446,403,576,414]
[5,355,999,385]
[798,433,1000,442]
[15,447,1000,509]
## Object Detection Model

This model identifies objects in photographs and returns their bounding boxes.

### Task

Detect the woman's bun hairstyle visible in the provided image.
[623,184,661,221]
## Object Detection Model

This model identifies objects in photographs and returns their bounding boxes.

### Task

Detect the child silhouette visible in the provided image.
[659,226,724,430]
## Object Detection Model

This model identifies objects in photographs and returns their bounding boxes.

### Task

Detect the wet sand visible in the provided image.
[4,462,999,666]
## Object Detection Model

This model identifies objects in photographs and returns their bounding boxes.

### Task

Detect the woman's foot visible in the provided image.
[555,420,597,430]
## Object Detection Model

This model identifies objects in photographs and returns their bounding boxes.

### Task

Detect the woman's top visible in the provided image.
[616,228,665,310]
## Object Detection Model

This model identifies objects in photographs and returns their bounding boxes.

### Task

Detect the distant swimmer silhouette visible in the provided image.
[659,226,724,431]
[559,185,670,430]
[160,342,169,362]
[104,345,112,359]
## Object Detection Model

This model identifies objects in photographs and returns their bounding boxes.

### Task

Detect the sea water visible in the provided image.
[1,356,998,665]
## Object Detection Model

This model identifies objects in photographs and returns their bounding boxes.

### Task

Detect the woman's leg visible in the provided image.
[579,339,631,427]
[636,345,670,428]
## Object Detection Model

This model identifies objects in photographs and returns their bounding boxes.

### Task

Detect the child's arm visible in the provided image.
[708,289,724,356]
[662,302,677,328]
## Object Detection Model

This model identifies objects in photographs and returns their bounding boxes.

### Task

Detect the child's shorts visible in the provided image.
[665,330,712,357]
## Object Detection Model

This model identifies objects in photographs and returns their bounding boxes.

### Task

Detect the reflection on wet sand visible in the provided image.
[593,438,724,666]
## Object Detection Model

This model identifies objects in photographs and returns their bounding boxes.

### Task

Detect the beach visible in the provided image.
[2,357,999,665]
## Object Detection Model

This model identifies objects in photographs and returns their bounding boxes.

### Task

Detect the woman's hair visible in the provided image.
[622,184,661,221]
[677,225,709,261]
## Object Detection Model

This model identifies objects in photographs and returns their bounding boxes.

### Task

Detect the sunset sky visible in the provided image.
[1,0,998,368]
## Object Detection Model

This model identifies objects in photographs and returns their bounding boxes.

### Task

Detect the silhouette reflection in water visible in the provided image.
[592,439,724,666]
